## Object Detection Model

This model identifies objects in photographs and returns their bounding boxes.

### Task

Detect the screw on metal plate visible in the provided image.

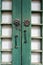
[13,19,21,31]
[24,20,30,27]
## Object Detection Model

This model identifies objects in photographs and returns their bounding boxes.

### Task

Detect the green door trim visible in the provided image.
[42,0,43,64]
[0,0,2,64]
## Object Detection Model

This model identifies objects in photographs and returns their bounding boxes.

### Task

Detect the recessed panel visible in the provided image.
[31,53,41,63]
[2,53,12,63]
[2,39,12,50]
[2,26,12,37]
[2,1,12,10]
[31,13,40,24]
[31,40,41,50]
[31,1,41,10]
[2,12,12,24]
[31,26,41,37]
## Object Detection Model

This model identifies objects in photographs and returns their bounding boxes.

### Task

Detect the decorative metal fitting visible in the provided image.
[14,19,20,26]
[24,20,30,27]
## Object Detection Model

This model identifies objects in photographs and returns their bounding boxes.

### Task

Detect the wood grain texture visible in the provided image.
[22,0,31,65]
[12,0,21,65]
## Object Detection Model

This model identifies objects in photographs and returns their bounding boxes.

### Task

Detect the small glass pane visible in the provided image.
[31,53,41,63]
[2,12,12,24]
[31,13,41,24]
[31,40,41,50]
[2,1,12,10]
[2,39,12,50]
[31,1,41,11]
[31,26,41,37]
[2,53,12,63]
[2,26,12,37]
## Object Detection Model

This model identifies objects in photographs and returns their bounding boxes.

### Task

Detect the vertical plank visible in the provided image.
[12,0,21,65]
[0,0,2,64]
[22,0,31,65]
[42,0,43,64]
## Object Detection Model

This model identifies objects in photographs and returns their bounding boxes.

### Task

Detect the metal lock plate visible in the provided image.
[14,19,20,26]
[24,20,30,27]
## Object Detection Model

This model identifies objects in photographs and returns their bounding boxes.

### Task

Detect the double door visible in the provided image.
[12,0,31,65]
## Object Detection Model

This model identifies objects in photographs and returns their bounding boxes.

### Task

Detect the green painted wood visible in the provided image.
[22,0,31,65]
[0,0,2,64]
[12,0,21,65]
[42,0,43,64]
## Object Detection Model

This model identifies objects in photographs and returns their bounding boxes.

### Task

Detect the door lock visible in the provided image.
[24,20,30,27]
[14,19,20,26]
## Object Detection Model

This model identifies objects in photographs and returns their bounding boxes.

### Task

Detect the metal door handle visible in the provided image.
[24,30,27,43]
[15,35,18,48]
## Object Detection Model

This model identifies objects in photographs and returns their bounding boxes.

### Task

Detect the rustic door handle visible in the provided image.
[24,30,27,43]
[15,35,18,48]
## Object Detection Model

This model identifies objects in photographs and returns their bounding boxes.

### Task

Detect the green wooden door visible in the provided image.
[12,0,31,65]
[0,0,43,65]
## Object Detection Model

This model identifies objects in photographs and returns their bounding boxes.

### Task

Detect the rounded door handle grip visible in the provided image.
[15,35,18,48]
[24,30,27,43]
